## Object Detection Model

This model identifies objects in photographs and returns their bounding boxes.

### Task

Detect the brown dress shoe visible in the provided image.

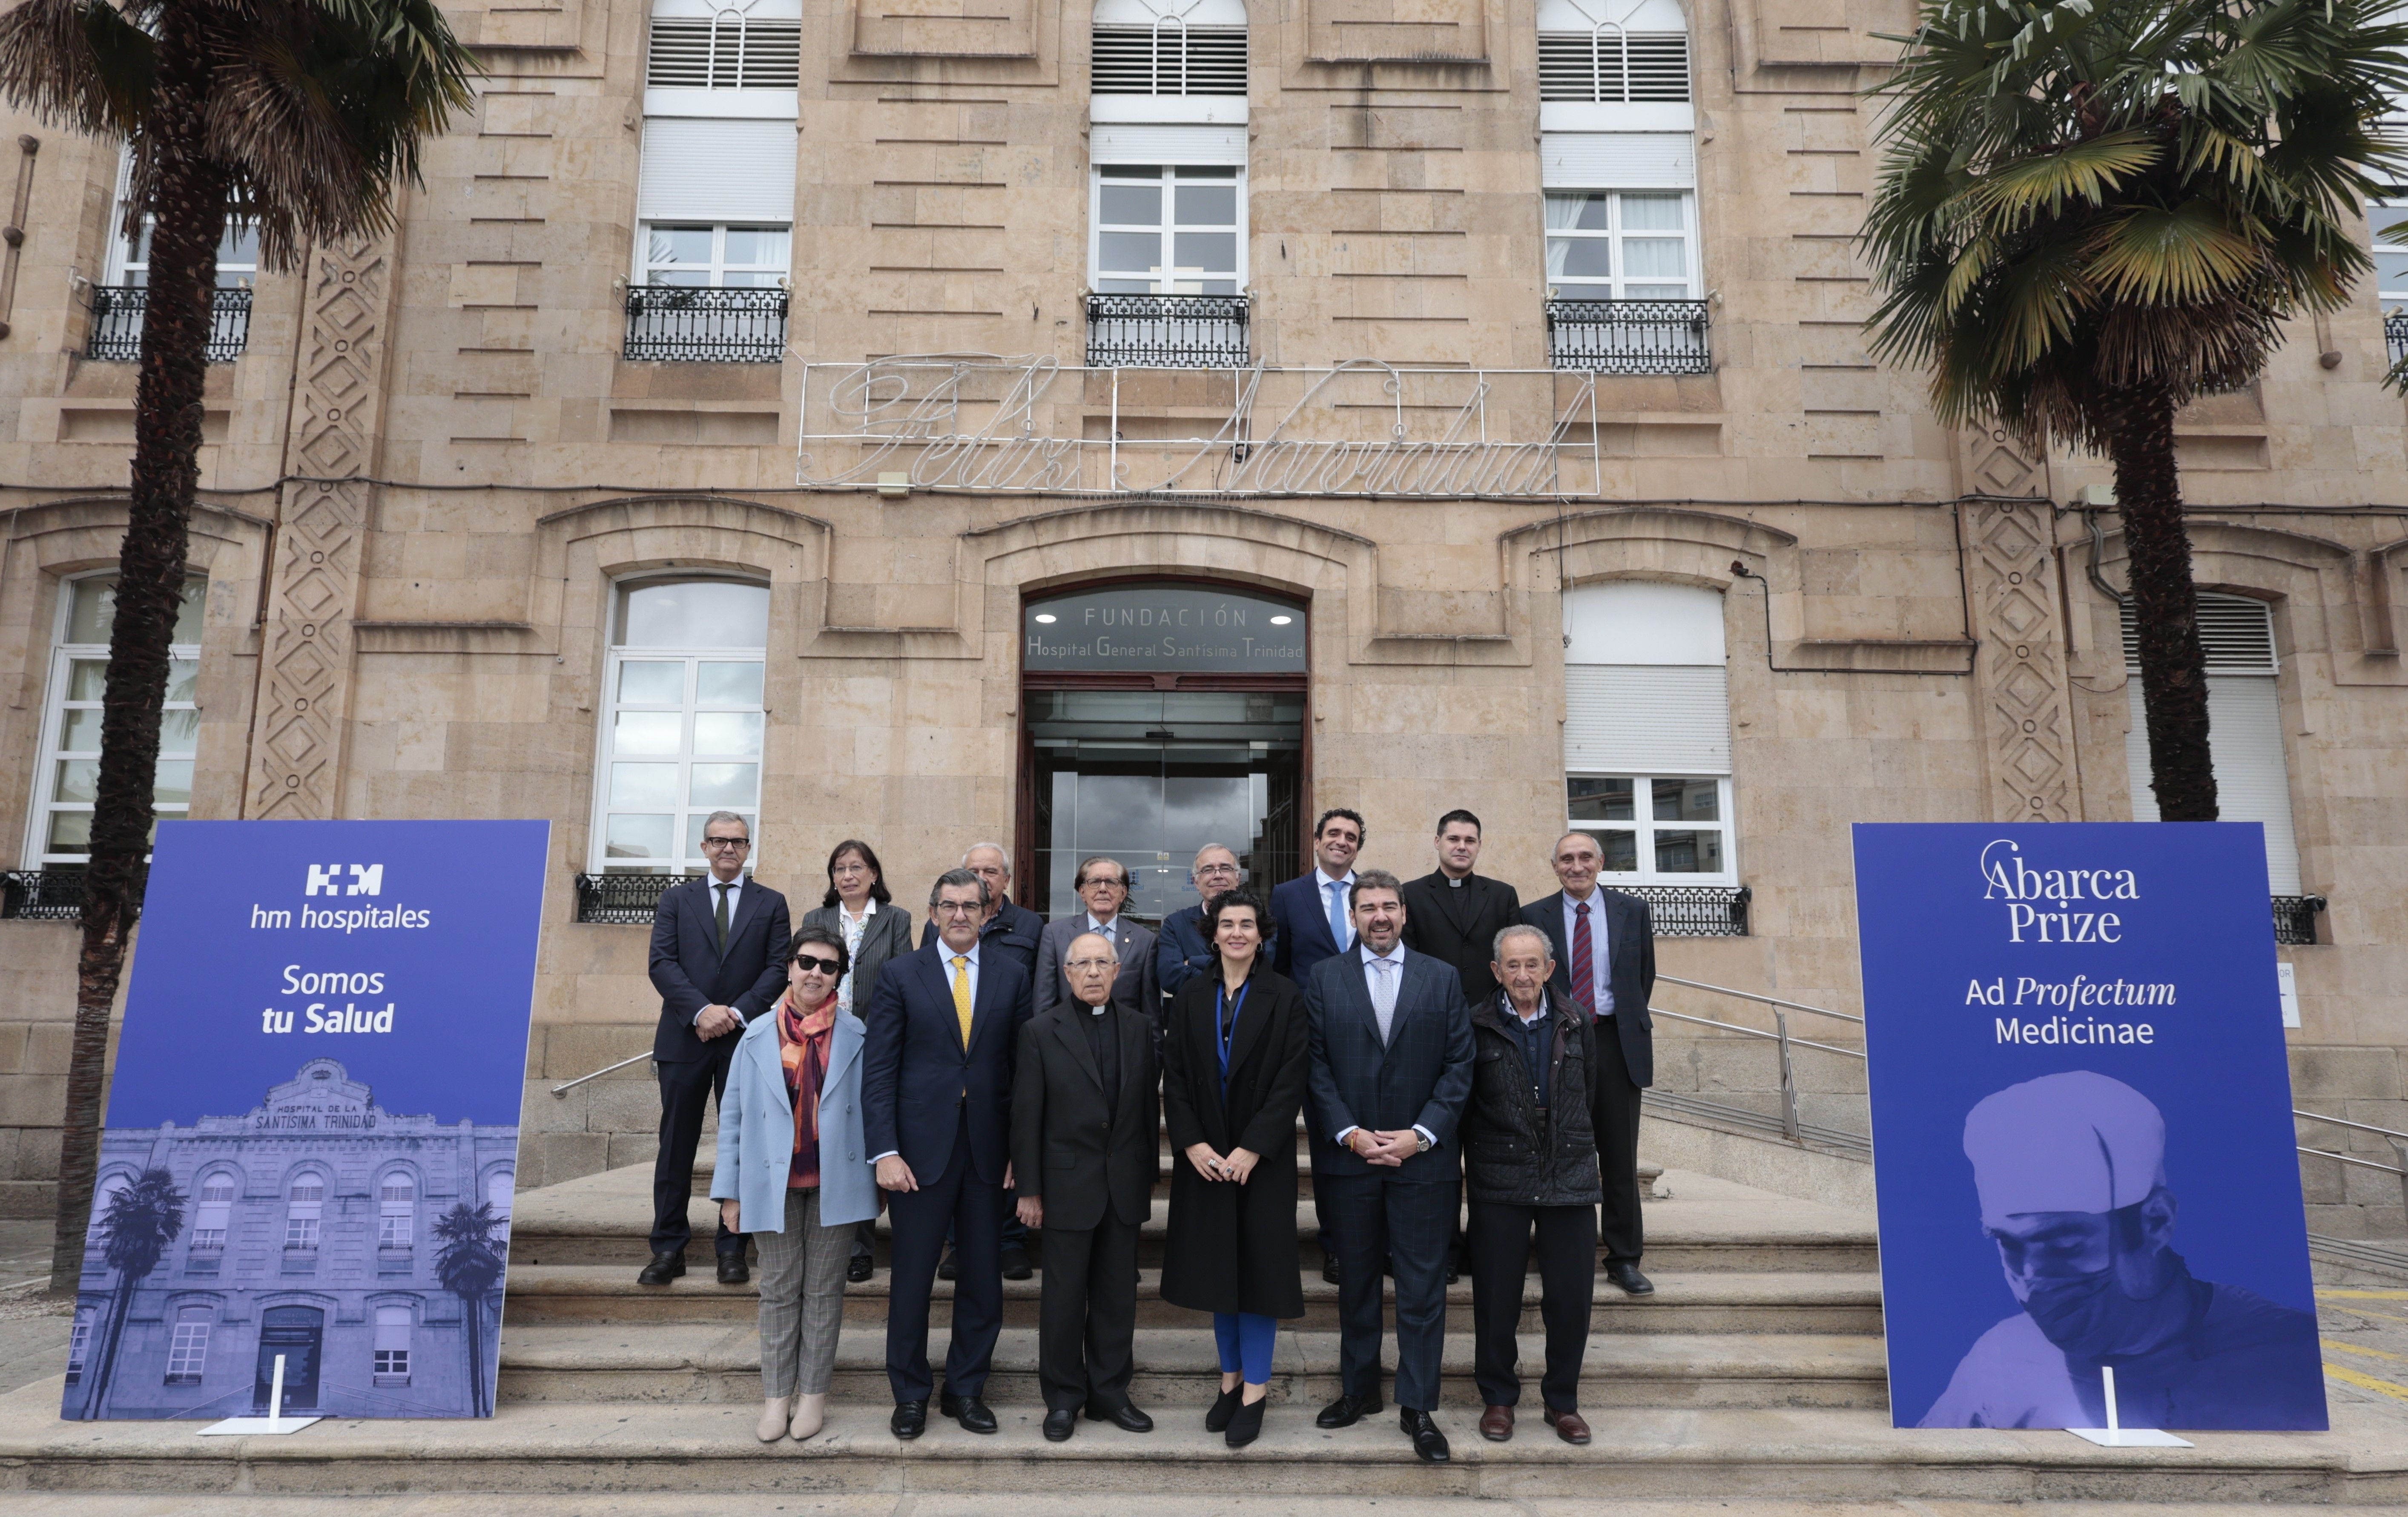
[1479,1404,1514,1441]
[1543,1407,1592,1445]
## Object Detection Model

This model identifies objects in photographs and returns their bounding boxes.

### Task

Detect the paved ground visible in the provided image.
[0,1223,70,1401]
[0,1500,2393,1517]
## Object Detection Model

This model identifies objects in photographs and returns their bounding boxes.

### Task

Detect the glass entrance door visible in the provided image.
[1028,690,1303,922]
[253,1305,324,1412]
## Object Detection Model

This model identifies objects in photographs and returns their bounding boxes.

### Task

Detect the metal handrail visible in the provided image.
[549,1051,651,1098]
[1656,973,1866,1025]
[2299,1146,2406,1175]
[1651,977,1867,1145]
[2296,1108,2408,1143]
[1651,1006,1867,1061]
[2294,1107,2408,1219]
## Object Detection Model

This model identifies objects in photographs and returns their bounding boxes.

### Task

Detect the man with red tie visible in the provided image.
[1517,830,1657,1296]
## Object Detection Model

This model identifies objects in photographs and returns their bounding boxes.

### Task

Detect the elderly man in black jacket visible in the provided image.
[1462,923,1602,1448]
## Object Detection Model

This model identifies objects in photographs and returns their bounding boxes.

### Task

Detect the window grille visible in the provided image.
[646,17,801,88]
[1092,25,1247,95]
[1538,30,1689,103]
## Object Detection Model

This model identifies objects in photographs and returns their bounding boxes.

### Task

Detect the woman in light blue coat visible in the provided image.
[713,926,878,1442]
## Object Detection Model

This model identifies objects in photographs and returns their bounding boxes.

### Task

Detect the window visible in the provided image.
[487,1169,517,1220]
[591,578,769,874]
[378,1173,414,1249]
[1538,26,1689,103]
[2122,594,2302,895]
[637,224,790,289]
[1092,0,1247,97]
[84,1171,131,1259]
[1562,582,1737,887]
[646,6,801,89]
[372,1305,412,1385]
[284,1175,324,1250]
[65,1308,94,1385]
[2374,201,2408,310]
[163,1308,210,1385]
[25,575,204,869]
[1545,191,1696,299]
[1094,165,1243,295]
[191,1173,234,1251]
[105,152,260,291]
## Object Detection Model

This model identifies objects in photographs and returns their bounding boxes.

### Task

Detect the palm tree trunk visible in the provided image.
[462,1290,485,1416]
[49,9,229,1293]
[82,1273,135,1419]
[2105,381,2218,822]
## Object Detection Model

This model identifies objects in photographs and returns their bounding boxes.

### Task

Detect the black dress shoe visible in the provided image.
[1001,1245,1034,1281]
[1316,1390,1382,1428]
[1205,1385,1242,1433]
[847,1254,874,1283]
[1086,1400,1153,1432]
[717,1255,750,1285]
[1322,1256,1340,1285]
[1226,1394,1266,1448]
[891,1400,927,1439]
[1402,1407,1451,1463]
[941,1392,997,1433]
[936,1249,959,1281]
[1446,1262,1461,1285]
[1043,1408,1076,1442]
[1605,1261,1656,1296]
[637,1251,685,1286]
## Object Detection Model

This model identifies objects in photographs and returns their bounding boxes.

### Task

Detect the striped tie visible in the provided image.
[1571,901,1595,1016]
[950,955,973,1048]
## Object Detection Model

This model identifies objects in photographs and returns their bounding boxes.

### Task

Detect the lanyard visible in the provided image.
[1214,980,1251,1102]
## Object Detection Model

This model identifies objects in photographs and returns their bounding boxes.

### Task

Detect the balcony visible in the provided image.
[2273,894,2327,947]
[1546,298,1711,374]
[2388,313,2408,371]
[1086,293,1250,369]
[573,872,679,925]
[0,870,88,920]
[86,285,252,364]
[1626,884,1750,938]
[623,285,789,363]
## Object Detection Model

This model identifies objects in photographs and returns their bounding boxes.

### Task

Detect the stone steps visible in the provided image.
[2,1383,2399,1503]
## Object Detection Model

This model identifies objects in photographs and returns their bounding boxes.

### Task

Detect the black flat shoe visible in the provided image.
[847,1254,874,1283]
[1086,1400,1153,1432]
[1402,1406,1451,1463]
[1316,1391,1382,1428]
[1001,1246,1034,1281]
[637,1251,684,1286]
[1605,1261,1655,1296]
[1321,1256,1340,1284]
[1042,1408,1076,1442]
[1226,1394,1266,1448]
[936,1250,958,1281]
[1205,1386,1242,1432]
[950,1395,997,1434]
[717,1256,750,1285]
[891,1400,927,1439]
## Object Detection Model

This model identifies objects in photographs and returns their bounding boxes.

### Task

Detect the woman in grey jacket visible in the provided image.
[800,839,913,1280]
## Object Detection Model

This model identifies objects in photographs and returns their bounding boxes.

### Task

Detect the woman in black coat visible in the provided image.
[1159,888,1309,1448]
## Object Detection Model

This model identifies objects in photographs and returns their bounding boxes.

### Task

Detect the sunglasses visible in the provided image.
[791,953,843,976]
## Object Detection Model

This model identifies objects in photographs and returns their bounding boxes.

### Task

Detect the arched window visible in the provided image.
[163,1306,212,1385]
[487,1168,517,1220]
[2122,594,2301,895]
[645,0,800,89]
[283,1174,326,1251]
[590,577,770,875]
[377,1172,415,1250]
[1091,0,1247,98]
[1562,582,1736,886]
[27,575,206,868]
[84,1171,133,1263]
[371,1304,412,1385]
[1537,0,1689,105]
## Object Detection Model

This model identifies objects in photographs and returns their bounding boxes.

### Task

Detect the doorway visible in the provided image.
[253,1304,324,1413]
[1020,582,1308,923]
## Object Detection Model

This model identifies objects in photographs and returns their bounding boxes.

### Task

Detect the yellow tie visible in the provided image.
[950,955,973,1047]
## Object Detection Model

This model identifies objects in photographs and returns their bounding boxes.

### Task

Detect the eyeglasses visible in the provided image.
[1065,958,1118,972]
[702,837,751,851]
[792,953,842,976]
[1195,864,1239,879]
[932,900,984,917]
[1079,877,1128,892]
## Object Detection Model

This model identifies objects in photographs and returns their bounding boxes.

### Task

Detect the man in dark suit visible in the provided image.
[1399,809,1521,1004]
[864,868,1036,1439]
[1155,843,1254,999]
[1033,856,1157,1023]
[642,810,791,1287]
[1519,829,1658,1296]
[1012,931,1159,1441]
[1271,808,1364,1280]
[1305,869,1475,1465]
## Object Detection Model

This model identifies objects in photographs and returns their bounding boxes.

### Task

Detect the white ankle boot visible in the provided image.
[789,1392,827,1441]
[756,1396,792,1442]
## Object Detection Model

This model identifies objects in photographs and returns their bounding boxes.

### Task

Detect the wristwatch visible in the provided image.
[1414,1131,1433,1155]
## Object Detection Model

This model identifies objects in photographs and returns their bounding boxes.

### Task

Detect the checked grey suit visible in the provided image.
[1304,944,1474,1413]
[1031,913,1157,1023]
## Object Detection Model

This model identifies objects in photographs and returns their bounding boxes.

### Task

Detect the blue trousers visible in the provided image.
[1214,1311,1277,1386]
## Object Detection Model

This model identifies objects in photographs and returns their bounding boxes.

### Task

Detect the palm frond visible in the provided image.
[0,0,152,134]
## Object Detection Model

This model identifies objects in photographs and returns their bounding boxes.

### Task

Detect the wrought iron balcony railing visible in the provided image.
[1625,884,1750,938]
[85,285,253,364]
[1086,293,1250,368]
[2272,894,2327,947]
[1546,297,1711,374]
[2387,313,2408,370]
[623,284,789,363]
[1,869,88,921]
[573,872,680,924]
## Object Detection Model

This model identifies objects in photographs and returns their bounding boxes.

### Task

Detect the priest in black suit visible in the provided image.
[1398,809,1521,1004]
[1012,930,1160,1441]
[1518,829,1658,1296]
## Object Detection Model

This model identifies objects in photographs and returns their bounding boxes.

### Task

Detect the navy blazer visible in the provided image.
[860,942,1034,1188]
[647,875,792,1064]
[1303,945,1475,1186]
[1155,902,1279,1000]
[1519,888,1657,1089]
[1270,871,1352,988]
[920,897,1045,975]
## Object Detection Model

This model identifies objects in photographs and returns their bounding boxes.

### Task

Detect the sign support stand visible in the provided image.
[199,1354,321,1436]
[2068,1365,2191,1448]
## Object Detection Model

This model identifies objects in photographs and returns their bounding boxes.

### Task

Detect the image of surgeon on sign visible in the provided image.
[1919,1071,2325,1431]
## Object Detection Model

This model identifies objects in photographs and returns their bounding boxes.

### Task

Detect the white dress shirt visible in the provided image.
[1334,942,1436,1152]
[1560,888,1616,1018]
[871,937,979,1164]
[1319,867,1358,952]
[692,873,745,1025]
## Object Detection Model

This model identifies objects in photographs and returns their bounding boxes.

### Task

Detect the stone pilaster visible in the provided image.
[1961,495,2081,822]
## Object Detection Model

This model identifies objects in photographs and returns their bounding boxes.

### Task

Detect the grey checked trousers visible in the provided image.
[753,1187,852,1398]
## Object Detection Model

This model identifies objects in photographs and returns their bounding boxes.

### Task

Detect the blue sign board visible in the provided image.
[66,820,547,1421]
[1853,822,2325,1432]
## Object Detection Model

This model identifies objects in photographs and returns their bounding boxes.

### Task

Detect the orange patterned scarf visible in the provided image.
[777,988,838,1189]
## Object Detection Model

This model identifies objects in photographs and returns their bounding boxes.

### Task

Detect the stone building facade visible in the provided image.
[68,1058,515,1420]
[0,0,2402,1235]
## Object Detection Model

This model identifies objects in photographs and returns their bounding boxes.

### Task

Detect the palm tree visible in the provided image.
[0,0,475,1293]
[1861,0,2408,819]
[431,1200,505,1416]
[78,1167,182,1419]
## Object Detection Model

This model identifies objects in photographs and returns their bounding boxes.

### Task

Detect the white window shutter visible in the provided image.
[1089,123,1247,165]
[1565,664,1730,774]
[638,118,797,221]
[2123,676,2301,894]
[1541,132,1695,189]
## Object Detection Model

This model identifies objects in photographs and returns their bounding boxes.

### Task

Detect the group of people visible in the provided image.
[642,806,1657,1461]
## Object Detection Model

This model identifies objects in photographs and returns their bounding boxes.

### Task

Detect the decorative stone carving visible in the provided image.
[245,238,393,819]
[1957,424,2049,500]
[1961,497,2079,822]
